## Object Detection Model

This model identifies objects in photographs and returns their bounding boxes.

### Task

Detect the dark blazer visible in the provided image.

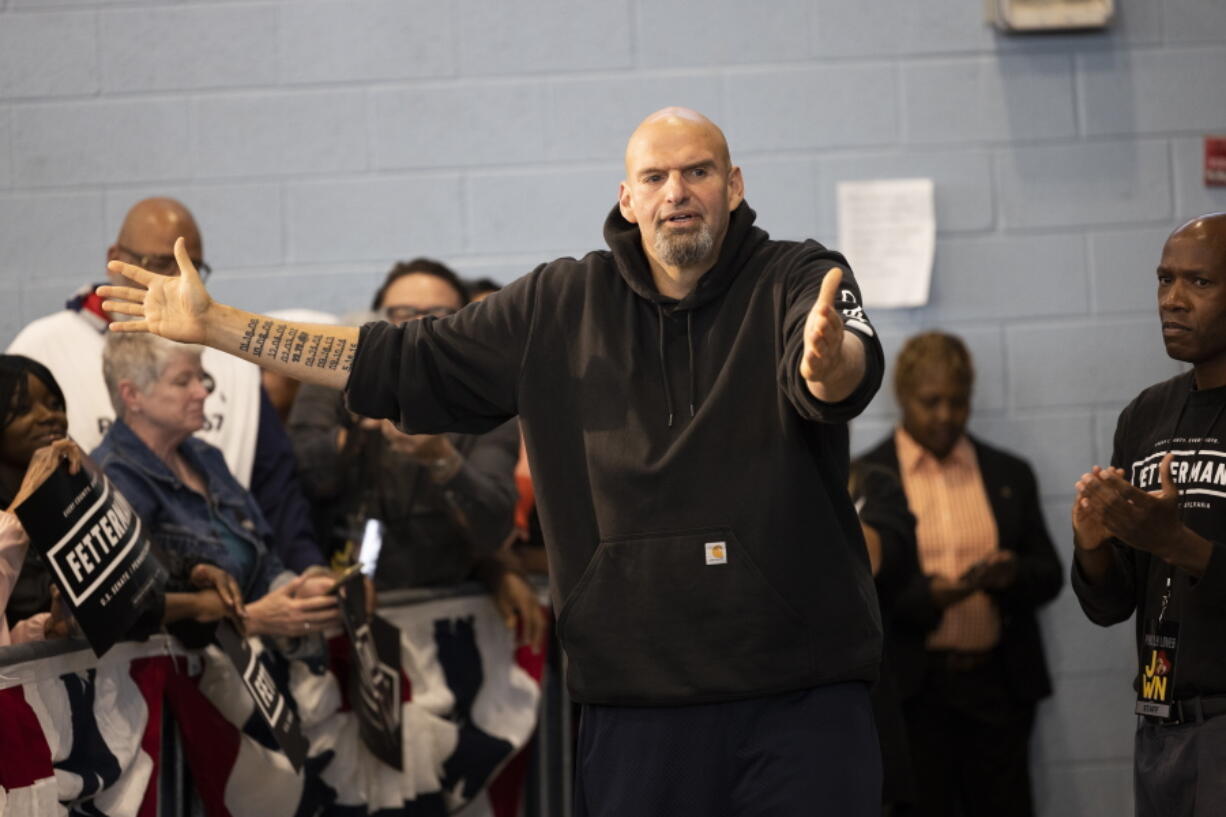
[857,434,1063,705]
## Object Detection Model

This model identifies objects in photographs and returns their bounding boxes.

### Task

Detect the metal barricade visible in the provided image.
[0,580,572,817]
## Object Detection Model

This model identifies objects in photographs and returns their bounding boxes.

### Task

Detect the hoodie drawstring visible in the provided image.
[656,305,697,428]
[686,311,696,419]
[657,303,675,428]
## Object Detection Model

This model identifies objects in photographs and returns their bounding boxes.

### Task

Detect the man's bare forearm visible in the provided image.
[205,303,360,390]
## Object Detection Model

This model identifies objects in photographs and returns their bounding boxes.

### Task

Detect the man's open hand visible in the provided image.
[801,267,846,384]
[98,237,212,343]
[800,267,865,403]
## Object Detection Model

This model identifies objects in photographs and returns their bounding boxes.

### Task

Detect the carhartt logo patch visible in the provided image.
[705,541,727,565]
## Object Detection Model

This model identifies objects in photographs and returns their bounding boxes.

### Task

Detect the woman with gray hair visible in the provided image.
[92,333,340,638]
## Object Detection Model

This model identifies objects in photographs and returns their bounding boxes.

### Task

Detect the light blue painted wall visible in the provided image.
[3,1,1226,812]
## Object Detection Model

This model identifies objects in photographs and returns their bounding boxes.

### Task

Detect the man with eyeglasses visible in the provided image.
[7,197,325,573]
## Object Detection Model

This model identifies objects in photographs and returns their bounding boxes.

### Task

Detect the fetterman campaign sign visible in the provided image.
[15,461,165,656]
[334,569,403,769]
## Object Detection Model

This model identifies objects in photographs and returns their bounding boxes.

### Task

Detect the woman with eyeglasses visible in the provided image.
[92,333,341,639]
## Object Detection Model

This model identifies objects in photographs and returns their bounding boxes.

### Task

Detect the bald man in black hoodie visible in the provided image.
[100,108,886,816]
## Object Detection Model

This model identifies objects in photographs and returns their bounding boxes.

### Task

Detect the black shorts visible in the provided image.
[574,682,881,817]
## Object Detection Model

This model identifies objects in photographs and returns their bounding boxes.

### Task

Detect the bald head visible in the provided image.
[116,198,201,253]
[1168,212,1226,259]
[108,197,203,286]
[624,107,732,177]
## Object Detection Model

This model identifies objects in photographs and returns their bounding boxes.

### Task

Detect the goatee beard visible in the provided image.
[653,222,715,268]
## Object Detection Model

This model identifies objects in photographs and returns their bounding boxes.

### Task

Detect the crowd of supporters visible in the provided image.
[0,198,1059,816]
[6,182,1225,817]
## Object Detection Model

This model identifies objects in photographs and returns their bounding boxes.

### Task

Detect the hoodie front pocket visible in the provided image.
[557,527,815,703]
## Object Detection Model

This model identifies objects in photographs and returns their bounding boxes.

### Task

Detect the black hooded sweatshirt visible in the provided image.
[346,202,885,705]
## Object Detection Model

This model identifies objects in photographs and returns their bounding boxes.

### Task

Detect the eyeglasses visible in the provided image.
[383,305,457,323]
[116,244,212,282]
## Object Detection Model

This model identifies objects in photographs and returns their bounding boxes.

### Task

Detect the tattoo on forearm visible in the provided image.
[239,319,354,374]
[314,337,336,369]
[278,328,297,363]
[303,334,323,368]
[290,330,308,364]
[266,323,287,362]
[238,318,258,354]
[326,339,348,370]
[251,320,273,359]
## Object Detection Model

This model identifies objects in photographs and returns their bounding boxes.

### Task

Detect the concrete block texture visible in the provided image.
[279,0,454,84]
[1172,137,1226,222]
[724,64,898,152]
[444,256,544,287]
[1079,47,1226,137]
[286,175,464,263]
[816,0,1159,57]
[816,149,995,236]
[1006,318,1183,409]
[814,0,996,58]
[1035,673,1137,762]
[544,74,723,163]
[1095,407,1124,465]
[903,54,1077,145]
[1034,763,1134,817]
[19,279,93,336]
[0,11,97,99]
[924,234,1088,322]
[103,184,285,271]
[997,140,1172,229]
[1041,573,1137,678]
[12,98,189,187]
[0,107,11,188]
[208,265,386,318]
[1164,0,1226,45]
[637,0,814,68]
[191,90,367,178]
[735,156,820,243]
[0,192,106,284]
[456,0,632,75]
[465,166,618,256]
[1088,227,1169,315]
[971,413,1095,498]
[372,82,548,170]
[99,5,278,93]
[10,0,134,6]
[850,417,894,456]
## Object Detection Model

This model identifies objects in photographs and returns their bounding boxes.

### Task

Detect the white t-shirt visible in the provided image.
[7,309,261,487]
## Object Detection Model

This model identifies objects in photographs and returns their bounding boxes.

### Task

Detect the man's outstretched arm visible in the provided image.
[98,237,359,390]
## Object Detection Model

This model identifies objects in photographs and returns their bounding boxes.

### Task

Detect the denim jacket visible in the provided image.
[91,419,286,600]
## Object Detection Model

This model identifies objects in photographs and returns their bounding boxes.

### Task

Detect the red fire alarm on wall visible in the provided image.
[1207,136,1226,187]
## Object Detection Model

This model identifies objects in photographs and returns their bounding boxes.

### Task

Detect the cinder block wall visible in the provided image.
[3,1,1226,813]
